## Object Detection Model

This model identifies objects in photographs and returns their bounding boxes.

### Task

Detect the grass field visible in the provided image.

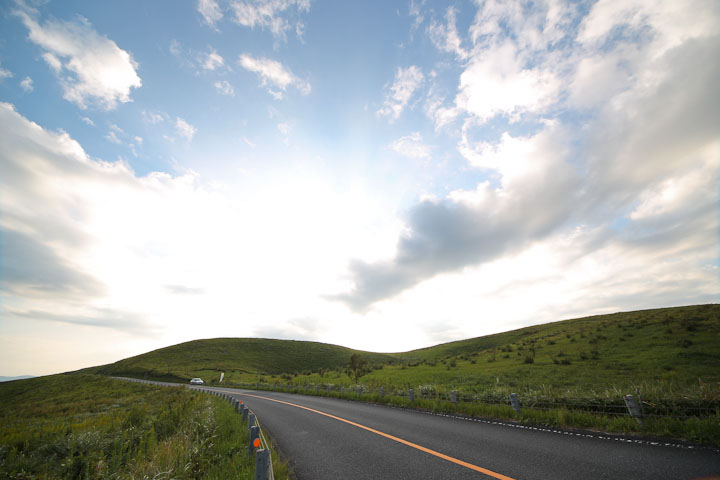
[0,375,288,479]
[81,304,720,445]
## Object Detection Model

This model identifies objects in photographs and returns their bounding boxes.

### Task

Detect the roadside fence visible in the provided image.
[221,381,720,423]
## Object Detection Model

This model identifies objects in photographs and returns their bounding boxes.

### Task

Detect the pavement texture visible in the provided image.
[199,387,720,480]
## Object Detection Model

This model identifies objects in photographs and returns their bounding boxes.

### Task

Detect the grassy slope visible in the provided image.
[89,337,397,382]
[0,374,287,479]
[366,304,720,399]
[88,305,719,403]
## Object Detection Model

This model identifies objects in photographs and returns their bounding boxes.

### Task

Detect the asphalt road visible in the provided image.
[194,386,720,480]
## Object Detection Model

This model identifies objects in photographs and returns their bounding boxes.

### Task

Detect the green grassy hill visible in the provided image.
[367,304,720,399]
[89,337,398,382]
[89,305,719,402]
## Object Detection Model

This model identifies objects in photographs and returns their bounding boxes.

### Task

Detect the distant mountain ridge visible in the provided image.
[0,375,35,382]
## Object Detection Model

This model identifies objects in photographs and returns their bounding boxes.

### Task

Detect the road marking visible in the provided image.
[240,392,516,480]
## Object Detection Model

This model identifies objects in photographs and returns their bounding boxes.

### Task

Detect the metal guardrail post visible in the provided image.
[249,426,260,456]
[255,449,271,480]
[510,393,521,413]
[409,389,414,402]
[249,413,256,429]
[450,390,457,404]
[624,394,644,423]
[242,405,249,424]
[380,386,384,398]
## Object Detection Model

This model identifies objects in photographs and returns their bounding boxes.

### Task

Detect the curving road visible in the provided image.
[194,386,720,480]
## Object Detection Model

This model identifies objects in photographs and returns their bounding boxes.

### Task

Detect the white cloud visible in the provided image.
[277,122,290,136]
[105,130,121,144]
[142,110,166,124]
[175,117,197,142]
[198,0,223,29]
[239,53,310,98]
[428,6,468,59]
[0,64,12,80]
[377,65,424,121]
[577,0,718,57]
[20,76,34,93]
[388,132,431,159]
[169,41,230,75]
[455,41,559,123]
[567,54,630,110]
[41,52,62,72]
[16,11,141,110]
[0,101,408,372]
[230,0,310,41]
[202,50,225,71]
[409,0,426,31]
[336,0,720,311]
[214,80,235,96]
[81,116,94,126]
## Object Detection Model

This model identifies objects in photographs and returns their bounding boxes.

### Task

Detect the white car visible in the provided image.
[190,378,204,385]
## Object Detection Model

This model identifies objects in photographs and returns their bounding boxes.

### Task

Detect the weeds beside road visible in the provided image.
[0,374,288,479]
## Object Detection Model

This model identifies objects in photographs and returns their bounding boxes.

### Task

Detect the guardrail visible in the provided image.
[197,389,275,480]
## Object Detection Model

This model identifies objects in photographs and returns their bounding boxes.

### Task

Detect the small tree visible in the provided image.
[346,354,369,383]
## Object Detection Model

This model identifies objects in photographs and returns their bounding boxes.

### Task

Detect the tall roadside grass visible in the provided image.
[0,374,288,479]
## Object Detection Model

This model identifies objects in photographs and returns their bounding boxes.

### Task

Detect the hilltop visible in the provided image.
[88,304,720,398]
[88,337,397,382]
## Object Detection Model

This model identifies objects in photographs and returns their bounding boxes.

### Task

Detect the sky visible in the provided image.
[0,0,718,377]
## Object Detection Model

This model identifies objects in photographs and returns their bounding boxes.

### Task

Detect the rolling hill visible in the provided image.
[89,337,398,382]
[88,304,719,399]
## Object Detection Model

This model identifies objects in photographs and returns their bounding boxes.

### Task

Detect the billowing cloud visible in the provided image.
[0,228,103,299]
[335,124,577,312]
[377,65,424,121]
[0,102,138,331]
[455,41,559,123]
[335,0,720,311]
[230,0,310,41]
[198,0,223,29]
[239,53,310,98]
[1,99,405,365]
[15,10,141,110]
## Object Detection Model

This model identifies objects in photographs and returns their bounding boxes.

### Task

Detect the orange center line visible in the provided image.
[239,392,516,480]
